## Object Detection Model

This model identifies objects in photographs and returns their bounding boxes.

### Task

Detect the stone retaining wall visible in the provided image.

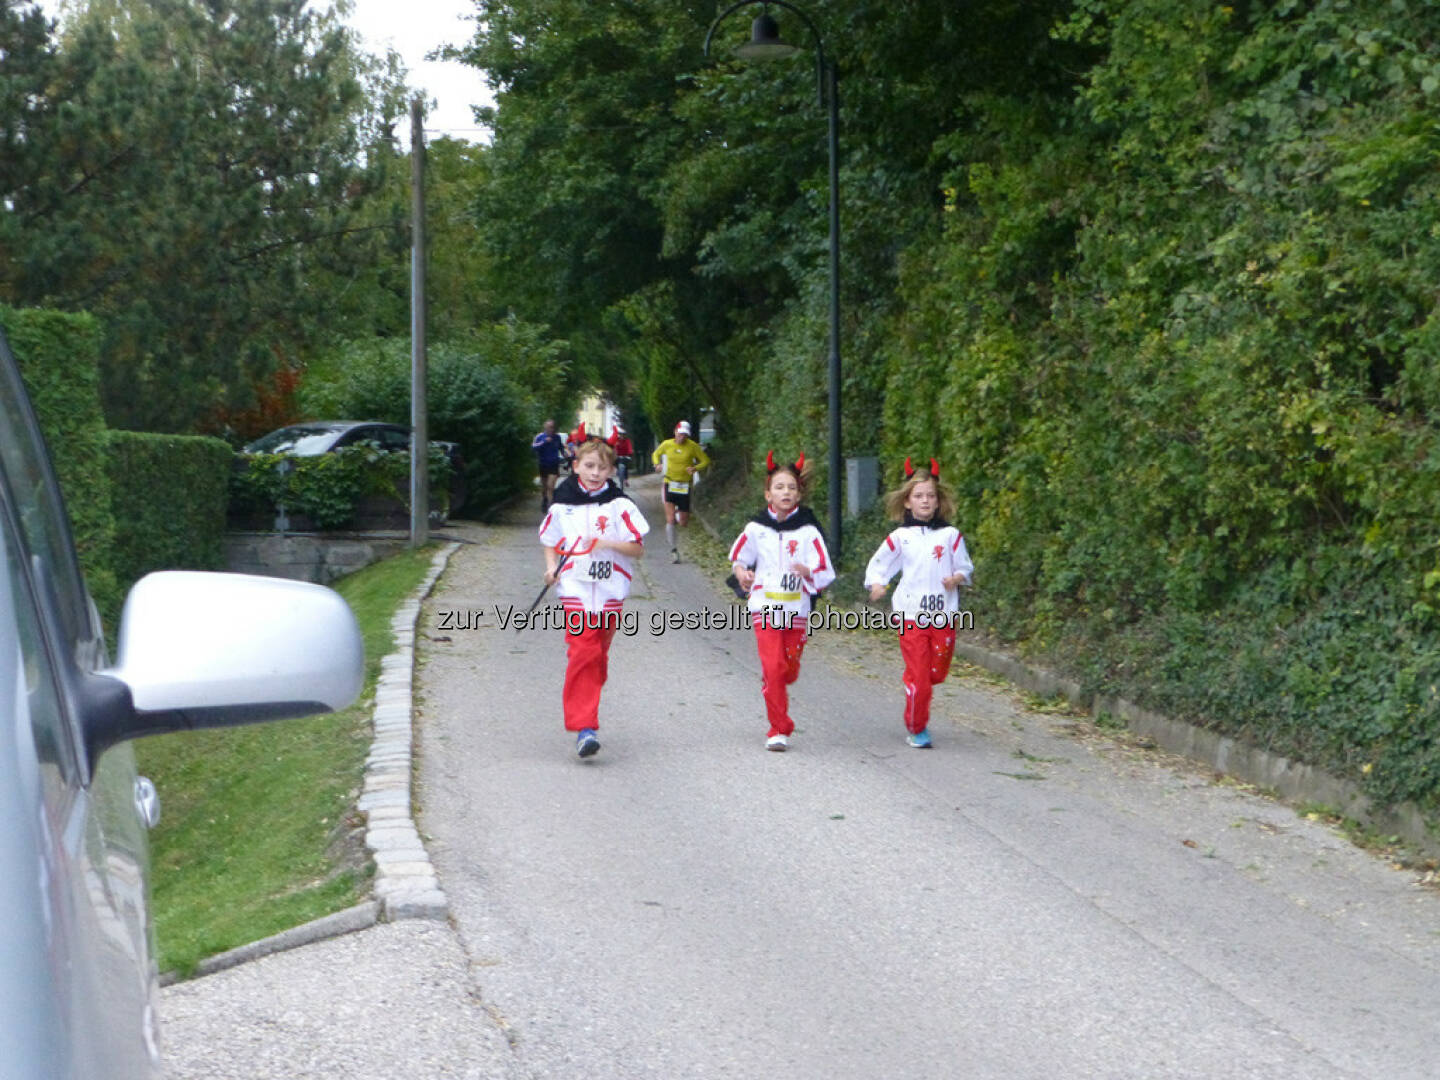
[224,531,411,585]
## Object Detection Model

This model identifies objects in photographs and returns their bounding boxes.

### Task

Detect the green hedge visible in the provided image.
[229,446,453,531]
[298,337,536,517]
[105,431,234,586]
[0,306,121,620]
[864,0,1440,819]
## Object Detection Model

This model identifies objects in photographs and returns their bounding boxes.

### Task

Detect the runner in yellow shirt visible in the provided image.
[651,420,711,563]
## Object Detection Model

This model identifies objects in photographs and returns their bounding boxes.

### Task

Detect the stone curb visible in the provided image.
[161,901,381,985]
[158,543,462,983]
[360,541,461,922]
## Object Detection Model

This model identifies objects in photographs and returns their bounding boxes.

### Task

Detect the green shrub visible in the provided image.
[858,0,1440,816]
[0,306,121,620]
[298,338,535,516]
[230,446,453,531]
[105,431,234,588]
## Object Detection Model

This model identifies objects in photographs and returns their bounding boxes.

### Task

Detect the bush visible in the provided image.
[230,446,453,531]
[863,0,1440,817]
[298,338,536,516]
[105,431,234,587]
[1,306,121,620]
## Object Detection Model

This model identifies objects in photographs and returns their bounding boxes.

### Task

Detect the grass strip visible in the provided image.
[136,546,440,977]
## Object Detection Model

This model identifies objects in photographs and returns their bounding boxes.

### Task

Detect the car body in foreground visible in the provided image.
[0,326,364,1078]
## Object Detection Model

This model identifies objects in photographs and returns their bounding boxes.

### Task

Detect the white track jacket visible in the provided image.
[864,519,973,622]
[538,476,649,612]
[729,505,836,628]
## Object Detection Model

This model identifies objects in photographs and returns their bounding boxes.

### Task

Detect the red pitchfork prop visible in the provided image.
[517,538,597,631]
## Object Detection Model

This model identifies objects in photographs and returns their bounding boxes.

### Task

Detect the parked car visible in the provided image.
[243,421,468,513]
[0,326,364,1078]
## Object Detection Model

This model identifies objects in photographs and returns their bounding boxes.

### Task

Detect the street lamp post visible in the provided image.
[704,1,842,558]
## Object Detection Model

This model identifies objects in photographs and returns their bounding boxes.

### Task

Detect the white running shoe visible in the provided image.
[765,734,789,752]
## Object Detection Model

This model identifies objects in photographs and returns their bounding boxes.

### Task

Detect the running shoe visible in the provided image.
[577,729,601,758]
[765,734,789,752]
[906,730,933,749]
[671,548,681,563]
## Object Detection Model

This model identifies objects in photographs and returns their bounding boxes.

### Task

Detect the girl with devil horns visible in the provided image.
[728,452,836,751]
[863,458,973,748]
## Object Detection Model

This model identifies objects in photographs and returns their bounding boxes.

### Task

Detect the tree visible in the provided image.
[1,0,409,431]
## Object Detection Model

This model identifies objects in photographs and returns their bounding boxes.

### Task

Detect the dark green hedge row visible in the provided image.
[4,307,235,624]
[1,306,121,619]
[865,1,1440,818]
[105,430,233,585]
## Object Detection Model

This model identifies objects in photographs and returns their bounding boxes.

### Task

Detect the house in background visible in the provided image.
[574,393,622,441]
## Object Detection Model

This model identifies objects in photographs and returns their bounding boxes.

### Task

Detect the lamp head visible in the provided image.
[735,11,799,60]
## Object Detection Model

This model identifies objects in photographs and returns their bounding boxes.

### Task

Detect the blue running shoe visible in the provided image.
[906,730,932,749]
[576,729,601,758]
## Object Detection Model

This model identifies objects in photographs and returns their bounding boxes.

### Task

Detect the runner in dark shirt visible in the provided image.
[531,419,569,510]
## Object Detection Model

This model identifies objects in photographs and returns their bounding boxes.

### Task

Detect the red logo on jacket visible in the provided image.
[787,539,799,557]
[597,515,609,533]
[932,545,944,561]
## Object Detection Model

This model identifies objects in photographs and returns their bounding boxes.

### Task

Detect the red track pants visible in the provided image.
[753,622,808,737]
[561,609,621,732]
[898,621,956,735]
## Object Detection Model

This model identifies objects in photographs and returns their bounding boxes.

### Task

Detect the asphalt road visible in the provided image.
[411,475,1440,1080]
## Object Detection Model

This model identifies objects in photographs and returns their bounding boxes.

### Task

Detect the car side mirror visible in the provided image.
[86,571,364,764]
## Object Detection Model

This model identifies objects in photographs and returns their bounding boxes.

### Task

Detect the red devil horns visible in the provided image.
[576,422,587,441]
[904,456,940,479]
[903,456,914,478]
[766,450,806,474]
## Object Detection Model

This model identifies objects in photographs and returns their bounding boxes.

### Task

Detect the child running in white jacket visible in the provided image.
[864,458,973,748]
[728,452,836,751]
[538,436,648,758]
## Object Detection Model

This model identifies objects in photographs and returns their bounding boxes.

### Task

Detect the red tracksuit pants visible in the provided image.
[562,610,621,731]
[899,621,956,735]
[754,622,808,737]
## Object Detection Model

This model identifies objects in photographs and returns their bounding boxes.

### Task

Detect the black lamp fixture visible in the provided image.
[704,1,844,557]
[734,11,799,61]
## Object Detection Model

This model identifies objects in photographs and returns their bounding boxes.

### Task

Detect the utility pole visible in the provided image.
[409,95,429,547]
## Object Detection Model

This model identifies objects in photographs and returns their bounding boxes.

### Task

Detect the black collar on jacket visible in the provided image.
[552,475,624,506]
[750,503,827,542]
[902,510,949,530]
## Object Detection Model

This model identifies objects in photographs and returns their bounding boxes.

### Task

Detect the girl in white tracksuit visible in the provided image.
[728,453,836,751]
[864,458,973,748]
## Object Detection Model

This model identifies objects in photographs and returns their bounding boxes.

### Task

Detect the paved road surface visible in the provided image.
[163,474,1440,1078]
[416,476,1440,1079]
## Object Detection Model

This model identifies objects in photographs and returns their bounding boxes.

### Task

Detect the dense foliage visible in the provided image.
[0,0,410,432]
[2,305,121,616]
[296,334,543,515]
[882,0,1440,812]
[105,430,232,583]
[230,445,454,531]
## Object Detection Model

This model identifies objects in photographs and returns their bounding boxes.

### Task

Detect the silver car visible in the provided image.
[0,326,364,1078]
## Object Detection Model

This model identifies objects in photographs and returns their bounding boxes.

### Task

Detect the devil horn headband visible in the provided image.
[903,456,941,480]
[766,451,806,475]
